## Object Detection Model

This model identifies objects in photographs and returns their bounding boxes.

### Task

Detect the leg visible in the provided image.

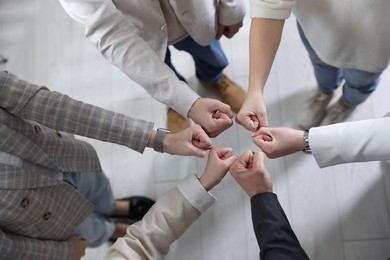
[342,68,381,107]
[319,69,382,126]
[296,22,341,129]
[63,172,116,247]
[173,36,228,83]
[297,23,342,93]
[173,36,245,113]
[163,47,187,83]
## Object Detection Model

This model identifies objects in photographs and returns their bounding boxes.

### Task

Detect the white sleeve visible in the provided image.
[309,114,390,168]
[250,0,296,20]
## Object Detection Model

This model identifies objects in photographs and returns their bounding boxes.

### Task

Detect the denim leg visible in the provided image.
[63,172,116,247]
[297,22,342,93]
[342,69,381,107]
[173,36,228,84]
[164,47,187,83]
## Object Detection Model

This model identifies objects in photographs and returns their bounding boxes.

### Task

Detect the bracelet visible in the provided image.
[302,130,312,155]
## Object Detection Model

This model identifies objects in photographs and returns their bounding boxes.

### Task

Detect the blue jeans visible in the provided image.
[64,172,116,248]
[164,36,228,84]
[297,23,382,107]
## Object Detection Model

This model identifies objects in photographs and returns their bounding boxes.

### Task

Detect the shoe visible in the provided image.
[116,196,155,220]
[296,88,333,129]
[201,75,246,113]
[320,99,355,126]
[167,108,191,133]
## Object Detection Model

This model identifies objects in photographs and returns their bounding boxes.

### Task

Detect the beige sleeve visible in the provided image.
[104,188,201,260]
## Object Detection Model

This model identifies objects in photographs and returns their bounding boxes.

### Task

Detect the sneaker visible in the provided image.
[201,75,246,113]
[167,108,191,133]
[296,88,333,129]
[320,99,355,126]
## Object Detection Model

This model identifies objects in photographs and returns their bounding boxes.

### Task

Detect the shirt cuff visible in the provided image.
[177,174,216,213]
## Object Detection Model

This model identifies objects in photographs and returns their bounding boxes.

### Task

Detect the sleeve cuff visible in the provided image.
[250,0,295,19]
[177,174,216,213]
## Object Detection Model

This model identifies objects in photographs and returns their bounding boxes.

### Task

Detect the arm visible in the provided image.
[229,151,308,259]
[236,18,284,131]
[236,0,296,131]
[251,193,309,260]
[309,115,390,167]
[104,147,237,260]
[0,71,153,153]
[252,127,305,158]
[0,71,213,157]
[58,0,199,118]
[252,114,390,167]
[58,0,233,137]
[0,229,78,260]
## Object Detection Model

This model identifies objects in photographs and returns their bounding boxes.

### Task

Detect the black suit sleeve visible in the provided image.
[251,192,310,260]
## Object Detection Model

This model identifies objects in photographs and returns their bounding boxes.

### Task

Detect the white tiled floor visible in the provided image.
[1,1,390,259]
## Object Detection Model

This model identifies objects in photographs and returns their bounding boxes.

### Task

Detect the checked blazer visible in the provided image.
[0,71,153,259]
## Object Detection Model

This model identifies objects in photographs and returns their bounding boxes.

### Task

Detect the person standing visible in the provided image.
[236,0,390,131]
[59,0,247,134]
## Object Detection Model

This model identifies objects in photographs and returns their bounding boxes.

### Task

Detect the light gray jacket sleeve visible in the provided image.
[58,0,200,117]
[309,113,390,168]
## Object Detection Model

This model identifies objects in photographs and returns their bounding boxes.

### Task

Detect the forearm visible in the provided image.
[251,193,309,260]
[309,116,390,168]
[104,175,215,260]
[0,230,73,260]
[248,18,284,94]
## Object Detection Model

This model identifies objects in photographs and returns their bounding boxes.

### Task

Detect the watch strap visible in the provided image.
[154,128,170,153]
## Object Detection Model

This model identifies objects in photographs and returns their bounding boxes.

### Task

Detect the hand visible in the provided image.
[236,92,268,132]
[164,124,213,158]
[199,147,237,191]
[188,98,233,138]
[216,21,243,39]
[68,236,88,260]
[252,127,305,158]
[229,150,272,197]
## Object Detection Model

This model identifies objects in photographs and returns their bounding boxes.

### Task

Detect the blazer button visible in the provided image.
[56,130,62,138]
[20,198,30,208]
[160,23,167,30]
[42,212,52,220]
[34,125,41,134]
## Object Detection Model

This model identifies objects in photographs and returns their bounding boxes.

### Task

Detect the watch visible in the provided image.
[302,130,312,154]
[153,128,170,153]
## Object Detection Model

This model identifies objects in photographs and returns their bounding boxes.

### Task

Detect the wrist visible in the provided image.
[187,98,200,119]
[162,132,173,154]
[199,174,214,191]
[147,131,157,148]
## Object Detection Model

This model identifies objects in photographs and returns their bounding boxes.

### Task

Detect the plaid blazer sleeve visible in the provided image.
[0,229,73,260]
[0,71,154,153]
